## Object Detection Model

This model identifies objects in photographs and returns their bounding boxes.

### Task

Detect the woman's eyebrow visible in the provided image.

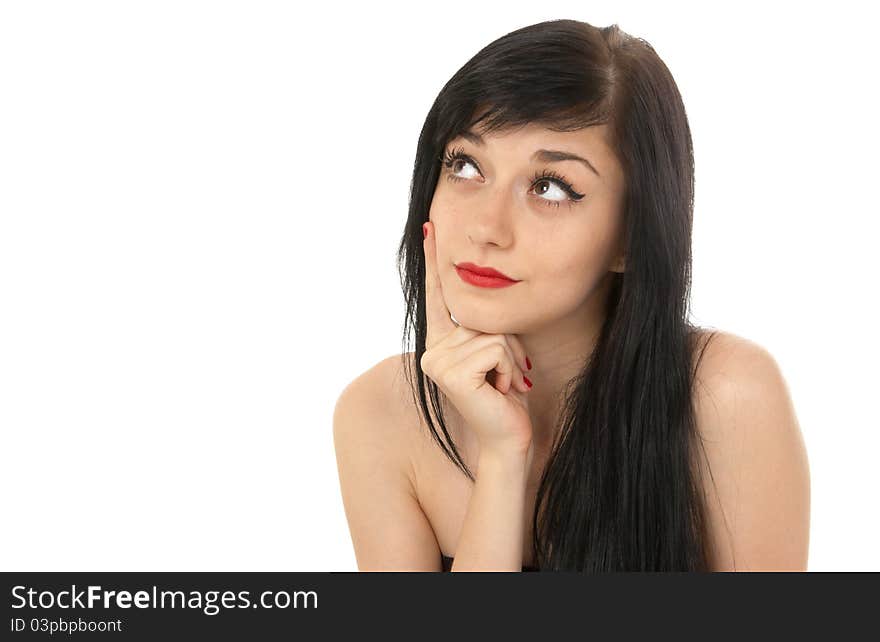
[456,129,601,178]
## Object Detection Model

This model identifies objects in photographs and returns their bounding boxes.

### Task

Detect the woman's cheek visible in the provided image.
[549,254,607,301]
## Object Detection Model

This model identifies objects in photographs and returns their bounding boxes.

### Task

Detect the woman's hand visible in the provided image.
[419,221,534,459]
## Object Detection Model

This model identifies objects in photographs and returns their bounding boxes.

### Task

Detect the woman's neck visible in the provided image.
[517,276,612,445]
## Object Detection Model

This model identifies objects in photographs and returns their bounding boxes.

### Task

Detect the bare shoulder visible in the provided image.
[333,353,444,570]
[333,353,413,437]
[691,329,778,389]
[691,329,800,434]
[690,329,811,571]
[334,353,408,412]
[332,353,420,482]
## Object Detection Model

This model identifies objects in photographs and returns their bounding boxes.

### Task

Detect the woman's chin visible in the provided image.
[450,313,516,336]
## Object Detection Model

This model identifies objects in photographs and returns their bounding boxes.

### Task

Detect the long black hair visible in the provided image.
[396,18,721,571]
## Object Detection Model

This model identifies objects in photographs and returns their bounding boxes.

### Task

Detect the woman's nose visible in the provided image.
[465,183,516,246]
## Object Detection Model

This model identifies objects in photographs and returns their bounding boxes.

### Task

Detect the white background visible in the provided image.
[1,1,877,571]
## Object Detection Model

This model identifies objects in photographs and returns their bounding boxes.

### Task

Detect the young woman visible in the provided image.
[333,19,810,571]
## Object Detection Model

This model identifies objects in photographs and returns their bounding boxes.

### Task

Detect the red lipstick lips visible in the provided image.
[454,262,521,289]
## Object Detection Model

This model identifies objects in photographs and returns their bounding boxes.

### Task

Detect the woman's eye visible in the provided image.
[442,148,584,210]
[447,157,480,180]
[532,179,567,204]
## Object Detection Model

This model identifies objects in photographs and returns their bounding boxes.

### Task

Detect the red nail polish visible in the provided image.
[422,223,428,238]
[525,356,532,370]
[523,375,532,388]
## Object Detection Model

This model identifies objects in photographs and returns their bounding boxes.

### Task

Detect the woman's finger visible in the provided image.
[440,332,530,394]
[457,341,519,396]
[423,220,458,348]
[504,333,530,373]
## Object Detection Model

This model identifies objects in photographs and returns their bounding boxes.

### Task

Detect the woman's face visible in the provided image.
[428,122,626,335]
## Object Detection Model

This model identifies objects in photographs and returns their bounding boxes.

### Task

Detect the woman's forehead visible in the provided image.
[450,123,617,182]
[455,121,609,149]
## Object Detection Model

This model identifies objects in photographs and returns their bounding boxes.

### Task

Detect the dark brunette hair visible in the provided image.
[396,18,721,571]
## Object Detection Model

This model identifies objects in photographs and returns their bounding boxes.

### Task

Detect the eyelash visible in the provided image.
[439,145,586,209]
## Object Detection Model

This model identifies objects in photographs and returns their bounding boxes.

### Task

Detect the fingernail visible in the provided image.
[525,356,532,370]
[422,223,428,238]
[523,375,532,388]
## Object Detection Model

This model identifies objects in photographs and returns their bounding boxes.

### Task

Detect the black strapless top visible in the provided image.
[441,553,539,572]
